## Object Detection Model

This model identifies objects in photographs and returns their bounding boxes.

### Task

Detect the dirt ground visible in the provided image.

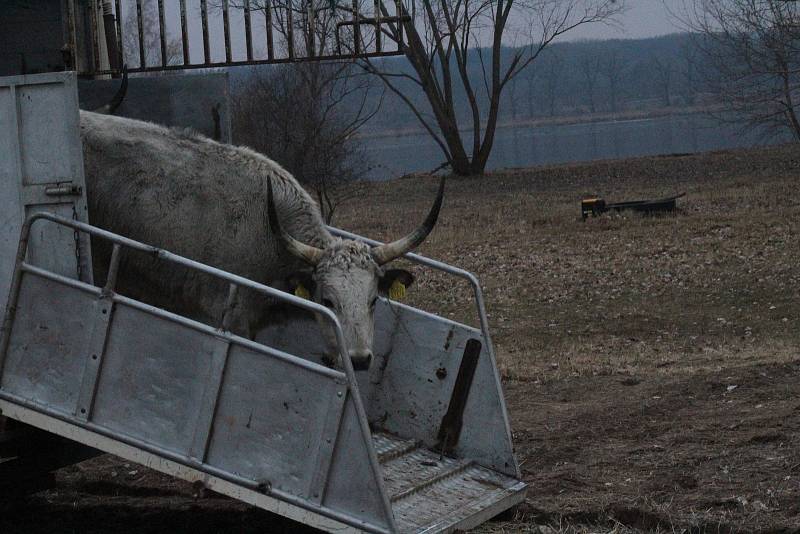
[3,144,799,533]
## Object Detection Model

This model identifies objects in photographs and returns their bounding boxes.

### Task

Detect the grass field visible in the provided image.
[336,144,800,533]
[3,144,798,533]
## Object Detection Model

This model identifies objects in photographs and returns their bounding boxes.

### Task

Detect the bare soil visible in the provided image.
[3,144,799,533]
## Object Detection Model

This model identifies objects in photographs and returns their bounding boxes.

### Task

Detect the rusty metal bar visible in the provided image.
[201,0,211,64]
[136,0,146,68]
[286,0,295,59]
[244,0,254,61]
[158,0,168,65]
[114,0,124,68]
[265,1,275,60]
[180,0,190,65]
[222,0,232,63]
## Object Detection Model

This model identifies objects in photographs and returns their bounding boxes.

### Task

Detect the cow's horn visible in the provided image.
[372,177,445,266]
[267,179,324,266]
[92,65,128,115]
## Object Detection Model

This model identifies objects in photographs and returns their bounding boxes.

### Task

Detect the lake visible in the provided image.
[363,114,790,180]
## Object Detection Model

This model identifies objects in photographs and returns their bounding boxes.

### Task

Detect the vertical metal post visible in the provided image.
[180,0,190,65]
[114,0,124,69]
[395,0,403,48]
[200,0,211,64]
[286,0,295,59]
[157,0,168,66]
[136,0,146,68]
[222,0,232,63]
[307,0,315,57]
[352,0,361,55]
[373,0,381,53]
[244,0,254,61]
[89,0,101,72]
[0,218,33,380]
[265,1,275,60]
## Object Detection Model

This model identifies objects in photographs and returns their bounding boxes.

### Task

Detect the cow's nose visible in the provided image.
[348,349,373,371]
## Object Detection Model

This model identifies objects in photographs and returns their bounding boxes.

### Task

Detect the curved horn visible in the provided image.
[92,65,128,115]
[267,179,324,266]
[372,177,445,266]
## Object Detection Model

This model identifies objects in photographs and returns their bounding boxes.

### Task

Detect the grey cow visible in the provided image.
[79,105,443,371]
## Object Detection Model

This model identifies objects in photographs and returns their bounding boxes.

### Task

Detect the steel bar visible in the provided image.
[374,0,382,52]
[222,0,232,63]
[201,0,211,64]
[286,0,295,59]
[114,0,125,69]
[180,0,190,65]
[136,0,146,68]
[64,0,77,70]
[87,49,405,75]
[0,211,33,380]
[158,0,168,66]
[244,0,254,61]
[89,0,101,72]
[352,0,361,54]
[265,1,275,60]
[307,1,315,57]
[395,0,403,46]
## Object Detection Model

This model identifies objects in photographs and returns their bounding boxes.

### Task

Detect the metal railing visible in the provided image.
[0,212,397,532]
[76,0,411,75]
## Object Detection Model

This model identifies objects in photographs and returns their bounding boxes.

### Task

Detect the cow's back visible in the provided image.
[79,111,330,332]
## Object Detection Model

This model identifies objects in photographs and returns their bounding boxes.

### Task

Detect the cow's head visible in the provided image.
[268,178,444,371]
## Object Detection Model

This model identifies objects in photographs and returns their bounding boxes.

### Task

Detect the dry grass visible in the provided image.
[336,144,800,533]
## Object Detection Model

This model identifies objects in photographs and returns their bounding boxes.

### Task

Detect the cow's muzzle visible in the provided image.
[349,349,373,371]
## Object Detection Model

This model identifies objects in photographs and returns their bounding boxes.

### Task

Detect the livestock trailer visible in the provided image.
[0,71,526,532]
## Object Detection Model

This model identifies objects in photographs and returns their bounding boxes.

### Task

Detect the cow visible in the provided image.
[79,77,443,371]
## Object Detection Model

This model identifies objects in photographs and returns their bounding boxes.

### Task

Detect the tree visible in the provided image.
[600,46,625,112]
[651,54,673,107]
[680,0,800,140]
[579,48,602,112]
[356,0,623,175]
[121,1,181,68]
[233,62,381,222]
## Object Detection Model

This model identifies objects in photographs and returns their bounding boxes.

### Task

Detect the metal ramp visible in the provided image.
[375,433,527,532]
[0,72,525,532]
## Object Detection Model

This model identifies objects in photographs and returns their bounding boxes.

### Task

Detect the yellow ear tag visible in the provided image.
[389,280,406,300]
[294,284,311,299]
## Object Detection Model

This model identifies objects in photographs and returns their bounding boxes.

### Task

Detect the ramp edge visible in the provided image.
[0,399,386,534]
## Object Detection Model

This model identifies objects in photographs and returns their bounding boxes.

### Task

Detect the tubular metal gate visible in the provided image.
[70,0,411,76]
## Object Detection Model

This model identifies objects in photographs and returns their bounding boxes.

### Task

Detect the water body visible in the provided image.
[364,114,790,180]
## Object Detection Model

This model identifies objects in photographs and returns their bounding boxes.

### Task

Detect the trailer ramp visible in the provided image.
[0,214,525,533]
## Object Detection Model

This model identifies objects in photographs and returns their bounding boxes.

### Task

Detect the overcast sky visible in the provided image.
[565,0,684,41]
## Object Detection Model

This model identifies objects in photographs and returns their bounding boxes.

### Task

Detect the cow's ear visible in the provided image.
[379,269,414,300]
[287,272,315,300]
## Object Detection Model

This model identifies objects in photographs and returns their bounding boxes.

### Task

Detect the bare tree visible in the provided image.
[579,48,602,112]
[679,0,800,140]
[600,46,625,112]
[651,54,673,107]
[233,62,381,222]
[355,0,623,175]
[541,48,564,117]
[120,1,181,67]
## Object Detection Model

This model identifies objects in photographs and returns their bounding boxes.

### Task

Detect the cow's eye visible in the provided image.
[322,298,335,309]
[369,297,378,310]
